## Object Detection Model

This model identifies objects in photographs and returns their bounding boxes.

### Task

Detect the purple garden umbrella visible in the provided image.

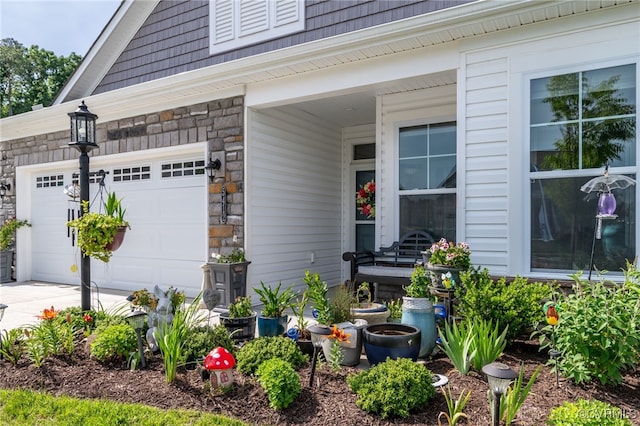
[580,165,636,279]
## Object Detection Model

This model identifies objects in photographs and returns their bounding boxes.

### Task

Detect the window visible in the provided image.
[530,64,636,272]
[210,0,305,54]
[398,122,456,240]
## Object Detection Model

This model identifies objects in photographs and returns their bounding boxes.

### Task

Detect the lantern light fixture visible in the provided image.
[205,157,221,183]
[68,100,98,150]
[0,183,10,200]
[125,310,148,368]
[307,324,331,387]
[482,362,517,426]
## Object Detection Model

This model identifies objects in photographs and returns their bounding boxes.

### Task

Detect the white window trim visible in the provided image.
[524,58,639,278]
[393,115,457,237]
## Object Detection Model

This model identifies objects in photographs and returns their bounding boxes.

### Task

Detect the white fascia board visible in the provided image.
[245,43,458,109]
[2,0,628,142]
[54,0,161,105]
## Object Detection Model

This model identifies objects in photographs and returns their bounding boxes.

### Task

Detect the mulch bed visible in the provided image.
[0,340,638,425]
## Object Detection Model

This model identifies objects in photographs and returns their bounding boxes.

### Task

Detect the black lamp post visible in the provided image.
[482,362,517,426]
[307,324,331,387]
[68,101,98,312]
[125,310,147,368]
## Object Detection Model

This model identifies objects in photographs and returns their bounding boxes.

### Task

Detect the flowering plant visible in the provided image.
[212,247,246,263]
[427,238,471,269]
[356,180,375,218]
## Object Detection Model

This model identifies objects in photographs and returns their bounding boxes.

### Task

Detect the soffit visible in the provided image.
[3,0,636,142]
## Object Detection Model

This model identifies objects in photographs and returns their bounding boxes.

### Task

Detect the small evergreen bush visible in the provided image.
[236,336,307,375]
[457,268,553,341]
[547,399,632,426]
[256,358,301,410]
[183,325,236,366]
[90,324,137,363]
[347,357,436,419]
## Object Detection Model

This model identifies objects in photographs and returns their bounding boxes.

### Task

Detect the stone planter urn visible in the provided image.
[350,302,390,325]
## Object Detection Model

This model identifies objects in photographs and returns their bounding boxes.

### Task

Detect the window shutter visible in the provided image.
[273,0,300,27]
[212,0,234,44]
[239,0,269,37]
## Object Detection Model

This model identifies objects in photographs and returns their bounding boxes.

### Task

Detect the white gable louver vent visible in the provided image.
[210,0,305,54]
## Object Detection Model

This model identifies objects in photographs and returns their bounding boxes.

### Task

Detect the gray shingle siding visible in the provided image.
[94,0,474,94]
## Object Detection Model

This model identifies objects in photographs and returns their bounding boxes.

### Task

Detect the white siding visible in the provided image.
[247,107,342,298]
[461,54,510,273]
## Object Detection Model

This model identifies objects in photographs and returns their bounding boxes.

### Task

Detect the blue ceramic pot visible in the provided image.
[257,315,288,337]
[363,323,421,365]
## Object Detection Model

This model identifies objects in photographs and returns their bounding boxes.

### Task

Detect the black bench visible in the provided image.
[342,230,436,300]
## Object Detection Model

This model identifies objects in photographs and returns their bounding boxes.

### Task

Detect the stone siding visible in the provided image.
[0,96,245,255]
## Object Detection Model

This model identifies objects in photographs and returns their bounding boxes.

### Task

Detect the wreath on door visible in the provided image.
[356,180,375,218]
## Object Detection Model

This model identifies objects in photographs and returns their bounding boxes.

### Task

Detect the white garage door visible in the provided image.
[30,148,208,297]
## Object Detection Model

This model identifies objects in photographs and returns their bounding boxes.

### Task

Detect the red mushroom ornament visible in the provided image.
[204,347,236,389]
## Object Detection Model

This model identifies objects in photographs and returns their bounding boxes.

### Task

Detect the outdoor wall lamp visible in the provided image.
[0,183,10,200]
[205,157,221,183]
[68,100,98,312]
[125,310,147,369]
[482,362,517,426]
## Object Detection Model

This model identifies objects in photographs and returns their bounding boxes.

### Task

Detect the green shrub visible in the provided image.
[90,324,137,363]
[438,318,507,374]
[347,358,436,419]
[438,320,475,375]
[183,325,236,366]
[470,318,508,371]
[256,358,301,410]
[0,328,25,364]
[58,307,116,336]
[549,271,640,385]
[457,269,553,341]
[547,399,632,426]
[236,336,307,376]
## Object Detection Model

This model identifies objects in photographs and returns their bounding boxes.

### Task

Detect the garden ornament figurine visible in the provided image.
[146,285,175,351]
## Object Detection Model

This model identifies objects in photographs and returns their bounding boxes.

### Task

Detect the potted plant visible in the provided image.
[254,281,296,337]
[401,265,437,357]
[219,296,257,343]
[66,192,129,262]
[304,272,366,367]
[349,282,389,324]
[0,218,30,283]
[208,246,251,308]
[422,238,471,288]
[288,289,314,355]
[385,298,403,323]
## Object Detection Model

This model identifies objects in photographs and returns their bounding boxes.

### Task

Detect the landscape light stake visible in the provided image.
[308,324,330,387]
[482,362,517,426]
[125,310,148,368]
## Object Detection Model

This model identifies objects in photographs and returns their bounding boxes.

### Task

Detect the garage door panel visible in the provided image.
[29,150,207,296]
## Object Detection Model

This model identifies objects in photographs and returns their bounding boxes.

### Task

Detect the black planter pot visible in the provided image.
[297,339,314,356]
[219,312,257,343]
[363,323,421,366]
